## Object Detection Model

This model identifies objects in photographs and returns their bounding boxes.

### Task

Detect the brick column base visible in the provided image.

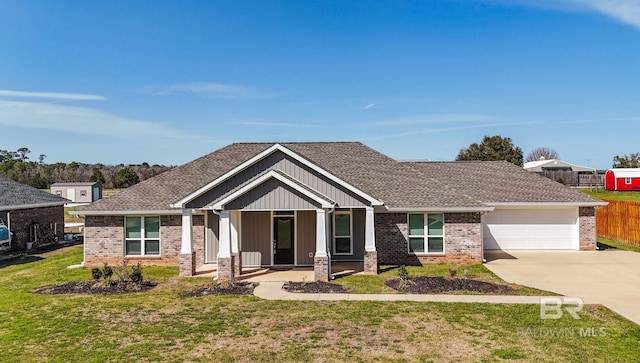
[579,207,597,251]
[233,252,242,276]
[179,252,196,277]
[314,256,329,282]
[218,256,234,280]
[364,250,378,274]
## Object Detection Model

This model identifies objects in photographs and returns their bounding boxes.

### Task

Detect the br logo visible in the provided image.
[539,297,583,320]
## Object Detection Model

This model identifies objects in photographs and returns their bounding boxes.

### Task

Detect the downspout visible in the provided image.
[6,211,11,249]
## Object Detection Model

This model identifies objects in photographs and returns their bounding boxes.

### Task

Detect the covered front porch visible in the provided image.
[179,207,378,281]
[193,261,365,282]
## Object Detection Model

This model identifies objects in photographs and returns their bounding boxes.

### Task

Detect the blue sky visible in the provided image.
[1,0,639,169]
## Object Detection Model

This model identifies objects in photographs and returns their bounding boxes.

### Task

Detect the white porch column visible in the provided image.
[180,209,193,254]
[179,209,196,276]
[363,206,378,275]
[365,207,376,252]
[218,210,231,258]
[315,209,327,257]
[230,211,242,276]
[230,211,240,255]
[217,210,234,280]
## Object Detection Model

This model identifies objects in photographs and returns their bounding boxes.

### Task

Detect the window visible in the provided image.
[80,190,87,197]
[408,213,444,253]
[125,216,160,256]
[626,177,632,185]
[29,223,40,242]
[333,211,352,255]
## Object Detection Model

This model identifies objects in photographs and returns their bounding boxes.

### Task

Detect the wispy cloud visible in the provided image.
[369,113,504,126]
[0,89,107,101]
[136,82,278,99]
[227,121,320,128]
[486,0,640,31]
[362,120,542,141]
[363,103,375,109]
[569,0,640,30]
[0,100,199,140]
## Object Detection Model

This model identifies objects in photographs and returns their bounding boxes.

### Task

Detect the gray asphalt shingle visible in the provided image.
[79,142,601,213]
[0,176,69,209]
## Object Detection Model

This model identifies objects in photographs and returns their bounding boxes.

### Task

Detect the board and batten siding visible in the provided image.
[241,211,271,266]
[296,210,316,265]
[226,178,321,210]
[205,211,219,263]
[186,150,369,209]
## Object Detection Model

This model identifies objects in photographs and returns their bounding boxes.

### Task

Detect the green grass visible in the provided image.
[337,263,554,295]
[2,245,639,362]
[598,237,640,253]
[580,189,640,202]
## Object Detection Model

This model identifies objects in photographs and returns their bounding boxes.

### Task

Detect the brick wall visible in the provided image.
[192,214,205,266]
[579,207,596,251]
[5,205,64,250]
[375,212,482,265]
[85,215,181,267]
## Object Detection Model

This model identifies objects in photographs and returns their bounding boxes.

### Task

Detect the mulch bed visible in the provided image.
[283,281,349,293]
[32,280,158,295]
[182,281,257,297]
[385,276,513,294]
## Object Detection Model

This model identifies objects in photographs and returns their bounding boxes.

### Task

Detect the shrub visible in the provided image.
[130,262,143,286]
[91,268,102,280]
[102,263,113,279]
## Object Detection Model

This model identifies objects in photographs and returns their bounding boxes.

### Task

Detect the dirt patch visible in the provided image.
[385,276,512,294]
[32,280,157,295]
[182,281,257,297]
[283,281,348,293]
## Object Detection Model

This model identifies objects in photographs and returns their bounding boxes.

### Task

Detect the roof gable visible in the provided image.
[173,144,382,208]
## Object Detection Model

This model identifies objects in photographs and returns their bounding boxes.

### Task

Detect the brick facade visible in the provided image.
[579,207,597,251]
[218,256,234,280]
[314,256,329,281]
[375,212,482,265]
[4,205,64,251]
[192,214,206,267]
[84,215,183,267]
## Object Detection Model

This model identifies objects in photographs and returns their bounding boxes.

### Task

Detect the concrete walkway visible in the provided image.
[485,250,640,326]
[254,281,544,303]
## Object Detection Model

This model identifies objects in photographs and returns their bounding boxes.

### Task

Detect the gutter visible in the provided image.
[0,201,67,212]
[71,210,182,217]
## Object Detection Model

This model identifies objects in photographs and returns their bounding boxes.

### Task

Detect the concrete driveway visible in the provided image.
[485,250,640,326]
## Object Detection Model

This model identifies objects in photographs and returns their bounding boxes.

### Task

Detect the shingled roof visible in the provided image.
[0,176,68,211]
[79,142,603,214]
[406,160,604,205]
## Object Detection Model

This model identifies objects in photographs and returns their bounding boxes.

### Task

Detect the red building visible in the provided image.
[604,168,640,191]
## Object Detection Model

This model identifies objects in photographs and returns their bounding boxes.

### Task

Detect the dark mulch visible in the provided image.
[283,281,348,293]
[182,281,257,297]
[32,280,157,295]
[385,276,513,294]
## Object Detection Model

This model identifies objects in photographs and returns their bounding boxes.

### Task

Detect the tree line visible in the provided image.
[455,135,640,169]
[0,147,173,189]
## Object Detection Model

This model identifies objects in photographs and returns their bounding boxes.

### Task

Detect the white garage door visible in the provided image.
[483,208,579,250]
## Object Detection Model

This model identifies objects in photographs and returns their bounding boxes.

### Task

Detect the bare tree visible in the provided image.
[525,147,560,163]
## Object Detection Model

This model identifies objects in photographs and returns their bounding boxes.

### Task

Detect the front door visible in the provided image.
[273,217,294,265]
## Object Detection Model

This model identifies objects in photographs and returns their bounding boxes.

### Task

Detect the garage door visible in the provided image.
[483,208,579,250]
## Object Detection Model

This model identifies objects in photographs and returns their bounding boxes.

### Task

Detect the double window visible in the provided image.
[408,213,444,253]
[333,211,352,255]
[125,216,160,256]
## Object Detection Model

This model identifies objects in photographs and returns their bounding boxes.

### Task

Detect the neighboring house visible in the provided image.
[0,176,67,251]
[74,142,605,281]
[51,182,102,203]
[524,158,595,172]
[604,168,640,191]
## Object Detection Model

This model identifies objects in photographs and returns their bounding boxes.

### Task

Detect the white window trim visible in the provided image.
[626,177,632,185]
[333,210,353,256]
[407,213,445,254]
[124,216,161,257]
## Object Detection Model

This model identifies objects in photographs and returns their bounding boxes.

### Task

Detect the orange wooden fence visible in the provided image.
[596,199,640,246]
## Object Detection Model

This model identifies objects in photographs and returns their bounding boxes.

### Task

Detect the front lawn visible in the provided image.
[598,237,640,253]
[580,189,640,202]
[1,246,639,362]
